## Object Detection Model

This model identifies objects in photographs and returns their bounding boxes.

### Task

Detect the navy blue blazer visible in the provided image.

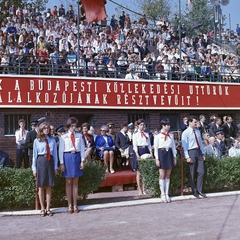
[95,134,115,158]
[82,134,95,149]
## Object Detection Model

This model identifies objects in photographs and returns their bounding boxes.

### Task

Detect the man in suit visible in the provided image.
[180,116,188,132]
[181,115,207,199]
[204,137,220,158]
[222,115,237,150]
[115,122,131,166]
[215,130,227,158]
[199,114,208,136]
[26,117,45,167]
[209,117,222,137]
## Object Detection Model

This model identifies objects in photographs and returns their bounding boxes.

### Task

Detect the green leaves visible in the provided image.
[139,156,240,197]
[0,161,106,210]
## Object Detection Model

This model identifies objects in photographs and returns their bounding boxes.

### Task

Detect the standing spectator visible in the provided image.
[180,116,188,132]
[199,114,208,136]
[15,119,28,168]
[119,11,125,30]
[132,119,153,195]
[154,118,177,203]
[59,117,85,214]
[32,121,58,217]
[181,116,207,199]
[209,117,222,137]
[66,5,74,19]
[222,115,237,149]
[115,122,132,166]
[215,130,227,158]
[58,4,65,17]
[110,14,116,31]
[236,24,240,36]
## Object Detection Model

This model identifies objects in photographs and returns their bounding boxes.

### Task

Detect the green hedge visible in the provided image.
[139,156,240,197]
[0,161,106,210]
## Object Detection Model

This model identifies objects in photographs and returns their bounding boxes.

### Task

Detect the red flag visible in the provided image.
[81,0,107,23]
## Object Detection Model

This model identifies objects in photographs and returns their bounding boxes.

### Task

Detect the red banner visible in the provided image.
[0,76,237,109]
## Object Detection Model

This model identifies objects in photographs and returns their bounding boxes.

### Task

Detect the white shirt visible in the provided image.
[15,128,28,146]
[132,130,151,153]
[58,131,85,163]
[154,132,176,159]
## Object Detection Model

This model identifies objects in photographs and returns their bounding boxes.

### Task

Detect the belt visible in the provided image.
[38,154,52,158]
[64,151,80,154]
[188,148,200,151]
[137,146,147,148]
[158,148,171,151]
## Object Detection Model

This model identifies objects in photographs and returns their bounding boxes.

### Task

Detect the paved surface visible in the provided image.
[1,191,240,240]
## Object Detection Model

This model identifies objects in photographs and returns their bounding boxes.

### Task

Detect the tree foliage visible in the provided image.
[137,0,172,24]
[0,0,48,12]
[183,0,214,36]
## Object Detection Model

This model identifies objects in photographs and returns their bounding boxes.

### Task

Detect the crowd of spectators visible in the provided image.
[180,114,240,159]
[0,2,239,82]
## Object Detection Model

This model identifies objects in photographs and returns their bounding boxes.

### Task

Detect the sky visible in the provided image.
[47,0,239,31]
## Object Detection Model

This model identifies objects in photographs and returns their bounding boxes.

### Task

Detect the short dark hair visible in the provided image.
[160,118,170,127]
[136,119,145,125]
[81,122,90,130]
[66,117,78,128]
[121,122,128,129]
[187,115,197,124]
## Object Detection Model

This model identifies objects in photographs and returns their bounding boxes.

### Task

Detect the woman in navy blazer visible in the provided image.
[95,125,115,173]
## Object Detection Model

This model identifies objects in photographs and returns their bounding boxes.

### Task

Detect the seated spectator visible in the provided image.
[125,67,138,79]
[27,55,37,74]
[87,58,97,77]
[38,55,48,75]
[57,52,71,75]
[228,139,240,157]
[81,122,95,160]
[96,58,107,78]
[95,125,115,173]
[204,137,220,158]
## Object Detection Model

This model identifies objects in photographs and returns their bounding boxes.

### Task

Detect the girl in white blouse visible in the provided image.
[154,118,177,203]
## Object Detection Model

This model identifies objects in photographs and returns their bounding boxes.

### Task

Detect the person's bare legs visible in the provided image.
[103,151,110,172]
[136,170,142,195]
[38,187,45,210]
[72,177,79,212]
[45,186,52,210]
[109,150,114,172]
[66,178,73,210]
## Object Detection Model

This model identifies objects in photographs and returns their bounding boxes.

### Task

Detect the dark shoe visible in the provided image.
[46,209,53,216]
[193,192,200,199]
[67,207,73,214]
[198,191,207,198]
[73,206,79,213]
[40,210,46,217]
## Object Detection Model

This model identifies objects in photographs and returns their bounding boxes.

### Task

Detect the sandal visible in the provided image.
[67,207,73,214]
[73,206,79,213]
[46,209,53,216]
[40,210,46,217]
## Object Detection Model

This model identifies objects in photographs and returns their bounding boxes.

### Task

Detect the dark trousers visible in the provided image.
[188,149,205,193]
[16,148,28,168]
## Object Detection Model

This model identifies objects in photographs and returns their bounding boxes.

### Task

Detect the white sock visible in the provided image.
[159,179,165,196]
[165,179,170,196]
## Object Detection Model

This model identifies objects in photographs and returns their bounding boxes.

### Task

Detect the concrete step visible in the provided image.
[82,190,152,205]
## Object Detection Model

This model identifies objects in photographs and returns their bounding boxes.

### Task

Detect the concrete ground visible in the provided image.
[1,191,240,240]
